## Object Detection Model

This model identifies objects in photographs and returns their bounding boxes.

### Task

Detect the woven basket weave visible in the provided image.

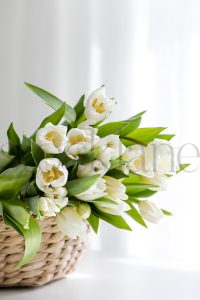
[0,217,86,287]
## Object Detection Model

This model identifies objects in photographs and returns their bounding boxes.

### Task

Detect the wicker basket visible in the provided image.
[0,217,87,287]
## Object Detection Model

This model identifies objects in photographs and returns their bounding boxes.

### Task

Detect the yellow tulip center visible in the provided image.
[94,166,100,172]
[107,141,115,148]
[70,134,87,145]
[46,130,62,147]
[132,156,144,170]
[43,166,64,183]
[92,98,105,113]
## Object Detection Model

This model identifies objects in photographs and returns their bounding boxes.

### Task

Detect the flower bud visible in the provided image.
[77,203,91,219]
[139,200,164,223]
[56,206,87,239]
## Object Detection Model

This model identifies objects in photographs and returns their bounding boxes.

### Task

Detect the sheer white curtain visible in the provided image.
[0,0,200,269]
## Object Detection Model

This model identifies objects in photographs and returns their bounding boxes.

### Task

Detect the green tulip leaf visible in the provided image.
[67,175,100,196]
[74,95,85,120]
[122,127,167,146]
[3,211,41,270]
[25,82,76,126]
[0,150,14,173]
[31,140,45,165]
[2,198,30,229]
[7,123,21,157]
[125,200,147,228]
[0,165,34,199]
[37,102,66,130]
[98,118,141,138]
[87,212,99,233]
[94,209,132,231]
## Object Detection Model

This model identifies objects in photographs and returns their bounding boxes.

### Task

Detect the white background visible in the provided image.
[0,0,200,271]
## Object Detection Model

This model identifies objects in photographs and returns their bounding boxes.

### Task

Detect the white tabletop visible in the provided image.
[1,252,200,300]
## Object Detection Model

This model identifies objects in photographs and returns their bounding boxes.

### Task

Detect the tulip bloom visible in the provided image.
[65,128,100,160]
[56,206,88,239]
[96,134,126,163]
[36,158,68,192]
[77,160,109,178]
[36,122,67,154]
[84,86,116,124]
[75,178,107,201]
[139,200,164,223]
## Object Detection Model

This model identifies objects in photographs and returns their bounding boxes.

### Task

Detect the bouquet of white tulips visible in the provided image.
[0,83,187,269]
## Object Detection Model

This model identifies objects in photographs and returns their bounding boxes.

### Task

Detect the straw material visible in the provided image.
[0,217,86,287]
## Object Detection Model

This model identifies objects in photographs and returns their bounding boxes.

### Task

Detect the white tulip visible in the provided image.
[45,186,68,198]
[75,178,107,201]
[147,139,178,175]
[96,135,126,164]
[65,128,100,160]
[94,198,130,215]
[56,206,87,239]
[120,146,140,174]
[126,145,154,178]
[94,176,129,215]
[36,122,67,154]
[44,186,68,208]
[141,173,168,191]
[38,197,60,217]
[36,158,68,192]
[77,160,110,178]
[103,176,128,201]
[84,86,116,124]
[123,139,177,178]
[77,203,91,219]
[139,200,164,224]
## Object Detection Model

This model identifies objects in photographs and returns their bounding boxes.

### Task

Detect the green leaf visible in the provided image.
[107,169,128,179]
[21,135,31,154]
[122,173,143,185]
[3,211,41,270]
[31,140,45,165]
[78,151,96,164]
[25,82,76,126]
[87,213,99,233]
[0,150,14,173]
[15,216,41,270]
[177,164,190,174]
[126,196,140,204]
[98,118,141,138]
[0,165,34,199]
[122,127,167,146]
[26,196,41,218]
[125,183,157,196]
[38,102,66,129]
[126,111,146,121]
[21,181,38,198]
[162,209,173,216]
[22,152,36,166]
[93,197,117,205]
[131,189,157,198]
[68,162,78,180]
[109,159,126,170]
[74,95,85,119]
[7,123,21,157]
[125,200,147,228]
[2,198,30,229]
[55,153,71,166]
[157,134,175,141]
[94,209,132,231]
[66,175,100,196]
